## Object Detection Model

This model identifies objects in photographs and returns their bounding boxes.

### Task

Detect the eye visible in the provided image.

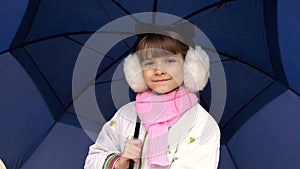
[142,61,154,67]
[166,59,176,63]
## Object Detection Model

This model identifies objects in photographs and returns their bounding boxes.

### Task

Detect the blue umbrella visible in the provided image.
[0,0,299,169]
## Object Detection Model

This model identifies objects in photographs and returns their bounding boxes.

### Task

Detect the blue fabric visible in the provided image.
[218,145,236,169]
[24,37,82,107]
[227,90,300,169]
[22,0,125,43]
[11,47,64,119]
[221,81,287,144]
[20,121,93,169]
[0,0,28,51]
[189,0,273,76]
[157,0,217,17]
[277,0,300,93]
[95,82,118,121]
[67,84,109,126]
[59,112,103,140]
[201,58,273,127]
[0,53,55,168]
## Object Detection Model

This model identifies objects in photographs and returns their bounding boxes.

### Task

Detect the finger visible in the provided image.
[124,146,142,157]
[123,139,142,160]
[126,139,142,147]
[124,142,142,154]
[123,147,141,158]
[133,158,139,163]
[122,152,140,161]
[122,145,142,159]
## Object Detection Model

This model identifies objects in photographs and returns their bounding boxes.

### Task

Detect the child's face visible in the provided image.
[140,52,184,94]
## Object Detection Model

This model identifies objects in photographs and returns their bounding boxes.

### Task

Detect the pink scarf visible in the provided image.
[136,86,198,168]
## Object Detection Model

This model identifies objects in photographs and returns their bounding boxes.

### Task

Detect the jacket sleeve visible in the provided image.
[170,116,221,169]
[84,112,122,169]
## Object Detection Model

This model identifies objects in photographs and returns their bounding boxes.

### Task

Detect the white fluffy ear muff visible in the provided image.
[183,45,210,92]
[123,53,148,92]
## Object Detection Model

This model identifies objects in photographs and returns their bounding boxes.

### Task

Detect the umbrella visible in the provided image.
[0,0,300,168]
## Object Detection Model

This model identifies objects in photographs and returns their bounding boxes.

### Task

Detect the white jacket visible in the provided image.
[85,102,220,169]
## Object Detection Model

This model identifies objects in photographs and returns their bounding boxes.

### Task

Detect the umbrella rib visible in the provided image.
[111,0,141,23]
[9,32,94,52]
[151,0,158,24]
[10,0,42,49]
[220,81,287,144]
[200,46,300,99]
[65,48,132,111]
[175,0,234,24]
[197,6,219,27]
[0,49,10,55]
[63,111,104,127]
[23,47,66,117]
[215,49,278,81]
[198,45,275,79]
[152,0,158,12]
[67,34,135,65]
[263,0,289,86]
[97,0,134,50]
[97,0,113,21]
[224,144,239,168]
[95,78,125,85]
[95,48,132,81]
[199,94,209,111]
[187,44,278,80]
[65,35,116,62]
[8,31,135,52]
[201,46,292,90]
[221,81,275,130]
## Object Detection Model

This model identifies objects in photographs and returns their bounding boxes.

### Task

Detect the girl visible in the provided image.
[84,29,220,169]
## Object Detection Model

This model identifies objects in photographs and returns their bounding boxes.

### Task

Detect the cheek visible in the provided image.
[176,70,184,84]
[169,67,184,83]
[142,69,152,81]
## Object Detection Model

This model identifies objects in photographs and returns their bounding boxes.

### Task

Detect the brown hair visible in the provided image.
[135,31,189,61]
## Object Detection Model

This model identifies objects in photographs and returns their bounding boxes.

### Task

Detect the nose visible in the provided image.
[152,60,167,76]
[154,67,166,76]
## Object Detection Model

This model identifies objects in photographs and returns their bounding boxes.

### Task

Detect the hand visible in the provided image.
[114,138,142,169]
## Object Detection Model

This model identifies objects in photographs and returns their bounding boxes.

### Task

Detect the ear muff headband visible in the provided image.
[123,45,210,92]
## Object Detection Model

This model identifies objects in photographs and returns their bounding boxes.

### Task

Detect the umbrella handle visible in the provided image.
[128,116,141,169]
[128,159,135,169]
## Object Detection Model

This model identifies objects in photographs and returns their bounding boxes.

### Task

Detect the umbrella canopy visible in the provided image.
[1,0,300,169]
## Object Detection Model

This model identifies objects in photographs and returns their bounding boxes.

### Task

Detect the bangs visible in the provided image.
[135,34,188,61]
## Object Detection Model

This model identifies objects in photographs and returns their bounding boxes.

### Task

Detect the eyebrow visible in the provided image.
[141,55,177,61]
[150,54,177,58]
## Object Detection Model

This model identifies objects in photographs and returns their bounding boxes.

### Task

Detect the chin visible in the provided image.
[152,90,166,94]
[152,87,178,94]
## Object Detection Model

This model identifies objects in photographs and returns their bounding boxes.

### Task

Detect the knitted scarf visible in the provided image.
[135,86,198,168]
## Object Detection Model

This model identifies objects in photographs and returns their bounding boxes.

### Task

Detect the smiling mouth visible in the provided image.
[152,79,171,82]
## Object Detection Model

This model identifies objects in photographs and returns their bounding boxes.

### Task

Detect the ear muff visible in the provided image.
[123,53,148,92]
[183,45,210,92]
[123,45,210,93]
